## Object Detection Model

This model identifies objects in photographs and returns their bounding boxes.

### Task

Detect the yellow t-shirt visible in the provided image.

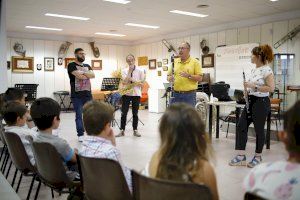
[168,56,203,91]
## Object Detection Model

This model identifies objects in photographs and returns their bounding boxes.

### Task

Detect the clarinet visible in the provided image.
[243,71,250,114]
[170,54,175,99]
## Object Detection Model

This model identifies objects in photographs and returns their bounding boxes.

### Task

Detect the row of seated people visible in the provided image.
[0,88,300,200]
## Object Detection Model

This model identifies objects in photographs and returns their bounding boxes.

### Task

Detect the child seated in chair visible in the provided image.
[3,88,35,128]
[79,100,132,191]
[30,97,79,180]
[243,100,300,200]
[2,101,37,165]
[143,103,219,200]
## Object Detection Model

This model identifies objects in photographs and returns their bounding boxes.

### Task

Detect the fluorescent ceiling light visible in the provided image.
[125,23,159,29]
[170,10,208,18]
[95,32,126,37]
[270,0,278,1]
[25,26,62,31]
[103,0,131,4]
[45,13,90,21]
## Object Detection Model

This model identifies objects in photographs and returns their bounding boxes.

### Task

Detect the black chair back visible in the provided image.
[132,170,212,200]
[78,155,132,200]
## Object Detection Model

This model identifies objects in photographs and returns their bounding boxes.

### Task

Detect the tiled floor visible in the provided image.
[2,109,287,200]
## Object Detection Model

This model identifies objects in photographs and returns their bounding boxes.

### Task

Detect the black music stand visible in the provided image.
[101,78,121,128]
[14,84,39,104]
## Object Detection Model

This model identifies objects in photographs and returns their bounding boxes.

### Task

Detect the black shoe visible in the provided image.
[133,130,141,137]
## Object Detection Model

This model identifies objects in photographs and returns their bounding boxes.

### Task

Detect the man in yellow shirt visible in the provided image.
[167,42,203,106]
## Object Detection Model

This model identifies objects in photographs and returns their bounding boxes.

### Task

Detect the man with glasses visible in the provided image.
[68,48,95,142]
[167,42,203,106]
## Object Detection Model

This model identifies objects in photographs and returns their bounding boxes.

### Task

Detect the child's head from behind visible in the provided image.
[4,88,26,105]
[30,98,61,131]
[157,103,209,181]
[2,101,28,126]
[83,100,114,138]
[280,100,300,156]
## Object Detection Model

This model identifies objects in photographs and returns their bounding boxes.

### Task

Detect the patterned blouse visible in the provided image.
[243,161,300,200]
[248,65,273,97]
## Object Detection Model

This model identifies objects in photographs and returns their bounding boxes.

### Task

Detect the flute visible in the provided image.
[243,71,250,113]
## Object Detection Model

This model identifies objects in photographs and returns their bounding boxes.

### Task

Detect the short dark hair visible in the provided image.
[30,98,61,130]
[83,101,114,136]
[74,48,84,54]
[4,88,25,102]
[2,102,27,126]
[283,100,300,153]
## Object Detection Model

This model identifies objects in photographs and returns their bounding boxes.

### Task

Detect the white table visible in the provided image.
[207,101,271,149]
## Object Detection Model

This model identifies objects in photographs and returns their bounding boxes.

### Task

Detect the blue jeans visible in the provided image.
[171,92,196,107]
[72,96,92,137]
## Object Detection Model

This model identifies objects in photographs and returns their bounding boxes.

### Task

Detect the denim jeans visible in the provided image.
[71,96,92,137]
[170,92,196,107]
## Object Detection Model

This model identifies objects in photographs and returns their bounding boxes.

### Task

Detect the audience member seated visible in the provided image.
[3,88,34,128]
[143,103,219,200]
[1,101,37,164]
[79,100,132,191]
[243,100,300,200]
[30,97,79,180]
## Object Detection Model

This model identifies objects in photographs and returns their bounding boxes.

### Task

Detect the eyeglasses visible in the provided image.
[178,47,189,51]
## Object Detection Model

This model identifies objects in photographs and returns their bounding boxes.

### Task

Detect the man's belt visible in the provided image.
[174,90,196,94]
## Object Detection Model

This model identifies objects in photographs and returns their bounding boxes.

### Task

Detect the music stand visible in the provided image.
[14,84,39,104]
[101,78,121,128]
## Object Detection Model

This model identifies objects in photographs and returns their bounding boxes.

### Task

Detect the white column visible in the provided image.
[0,0,8,93]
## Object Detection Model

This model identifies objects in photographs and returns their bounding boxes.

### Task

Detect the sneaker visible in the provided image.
[229,155,246,166]
[247,156,262,168]
[133,130,141,137]
[116,130,125,137]
[78,136,84,142]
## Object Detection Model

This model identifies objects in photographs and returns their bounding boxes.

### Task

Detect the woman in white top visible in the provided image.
[229,44,275,168]
[243,100,300,200]
[144,103,219,200]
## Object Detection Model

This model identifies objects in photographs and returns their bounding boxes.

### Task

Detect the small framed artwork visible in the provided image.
[202,54,214,68]
[163,66,168,71]
[11,56,34,73]
[149,59,156,70]
[157,61,162,68]
[138,56,148,66]
[162,59,168,65]
[36,64,42,71]
[58,57,63,66]
[92,60,102,70]
[7,61,10,70]
[65,58,76,68]
[157,70,162,76]
[44,57,55,71]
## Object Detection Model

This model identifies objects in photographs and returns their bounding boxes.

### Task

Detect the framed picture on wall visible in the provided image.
[157,61,162,68]
[202,54,214,68]
[11,56,34,73]
[149,59,156,70]
[138,56,148,66]
[65,58,76,68]
[162,59,168,65]
[44,57,55,71]
[163,66,168,71]
[58,57,63,66]
[91,60,102,70]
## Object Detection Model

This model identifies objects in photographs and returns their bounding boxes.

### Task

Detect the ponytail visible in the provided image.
[252,44,274,64]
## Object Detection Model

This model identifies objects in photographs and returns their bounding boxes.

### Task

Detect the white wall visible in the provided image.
[6,38,133,98]
[0,0,8,93]
[132,18,300,107]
